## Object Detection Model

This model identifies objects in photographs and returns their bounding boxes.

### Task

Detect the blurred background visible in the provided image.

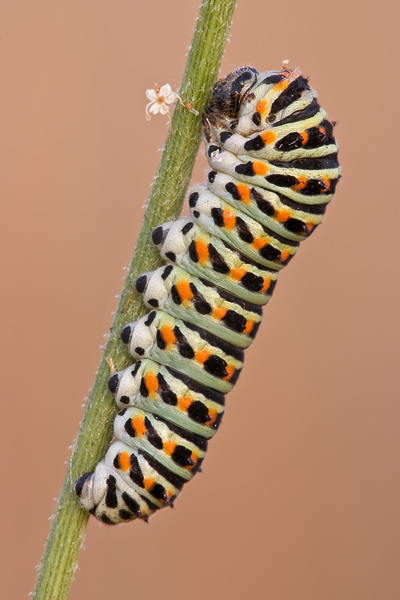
[1,1,399,599]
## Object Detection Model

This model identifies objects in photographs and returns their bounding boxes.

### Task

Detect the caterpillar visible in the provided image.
[74,66,340,524]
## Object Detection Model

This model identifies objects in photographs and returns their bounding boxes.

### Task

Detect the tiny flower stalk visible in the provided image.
[32,1,236,599]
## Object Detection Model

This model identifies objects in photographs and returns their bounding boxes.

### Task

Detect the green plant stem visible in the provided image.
[32,1,236,599]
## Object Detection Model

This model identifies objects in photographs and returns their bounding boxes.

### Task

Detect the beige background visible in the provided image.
[1,1,399,599]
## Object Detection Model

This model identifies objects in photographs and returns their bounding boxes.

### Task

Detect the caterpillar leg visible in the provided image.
[75,462,155,524]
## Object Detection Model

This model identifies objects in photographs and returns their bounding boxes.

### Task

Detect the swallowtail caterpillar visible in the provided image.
[74,66,340,524]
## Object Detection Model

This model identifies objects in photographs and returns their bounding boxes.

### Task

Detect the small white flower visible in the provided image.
[145,84,180,120]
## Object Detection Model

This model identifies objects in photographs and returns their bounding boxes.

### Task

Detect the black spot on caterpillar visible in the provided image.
[74,66,340,524]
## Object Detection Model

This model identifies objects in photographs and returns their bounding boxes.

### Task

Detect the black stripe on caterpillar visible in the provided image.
[74,66,340,525]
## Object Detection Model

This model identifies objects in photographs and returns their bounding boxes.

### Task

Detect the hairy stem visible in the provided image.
[32,1,236,599]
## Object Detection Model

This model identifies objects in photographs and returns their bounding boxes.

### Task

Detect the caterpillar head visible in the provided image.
[203,67,316,141]
[203,67,259,140]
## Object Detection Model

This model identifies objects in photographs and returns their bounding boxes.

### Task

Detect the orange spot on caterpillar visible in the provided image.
[274,79,290,92]
[118,451,131,471]
[300,132,309,144]
[213,307,227,320]
[244,320,254,334]
[275,68,301,91]
[176,280,193,304]
[224,365,235,380]
[293,177,307,190]
[230,268,246,281]
[256,99,268,116]
[253,237,267,250]
[188,452,198,468]
[318,127,326,140]
[262,278,271,292]
[321,179,330,192]
[237,184,250,204]
[178,396,192,411]
[163,441,176,456]
[144,372,158,398]
[276,209,290,223]
[207,408,218,425]
[306,222,314,233]
[253,161,268,176]
[144,478,155,491]
[261,131,276,145]
[132,415,146,437]
[195,239,209,265]
[160,325,176,348]
[280,251,290,262]
[183,452,198,470]
[195,349,211,364]
[223,209,236,230]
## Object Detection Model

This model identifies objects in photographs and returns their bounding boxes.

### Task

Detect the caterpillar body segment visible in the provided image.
[188,186,299,270]
[206,146,339,205]
[120,310,244,394]
[136,264,262,349]
[103,439,182,509]
[75,66,340,524]
[109,359,225,439]
[206,171,324,242]
[153,216,278,305]
[75,462,157,524]
[113,409,208,481]
[219,109,336,162]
